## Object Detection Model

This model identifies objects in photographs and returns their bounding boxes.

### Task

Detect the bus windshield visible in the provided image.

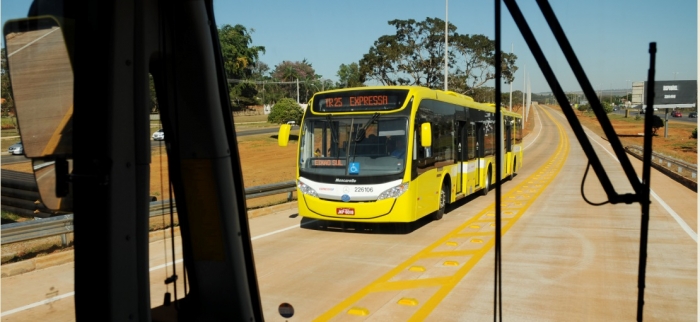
[299,115,408,177]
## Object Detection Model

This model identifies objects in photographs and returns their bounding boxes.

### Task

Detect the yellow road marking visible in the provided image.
[41,105,73,156]
[398,298,419,306]
[313,108,569,321]
[347,307,369,316]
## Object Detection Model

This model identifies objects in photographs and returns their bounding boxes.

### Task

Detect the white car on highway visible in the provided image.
[152,129,164,141]
[8,142,24,155]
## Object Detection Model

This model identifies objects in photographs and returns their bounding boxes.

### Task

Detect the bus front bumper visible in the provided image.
[299,193,415,223]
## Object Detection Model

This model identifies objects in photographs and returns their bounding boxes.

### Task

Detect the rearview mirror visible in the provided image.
[4,16,74,212]
[278,124,291,147]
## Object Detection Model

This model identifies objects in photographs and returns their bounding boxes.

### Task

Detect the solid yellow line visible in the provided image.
[313,107,569,321]
[41,105,73,156]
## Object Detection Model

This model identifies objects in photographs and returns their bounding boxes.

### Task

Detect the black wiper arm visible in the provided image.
[326,114,338,144]
[354,112,380,142]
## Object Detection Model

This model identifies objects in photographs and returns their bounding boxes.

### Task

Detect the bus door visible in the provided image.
[505,120,512,175]
[455,121,467,194]
[476,122,486,187]
[505,120,513,152]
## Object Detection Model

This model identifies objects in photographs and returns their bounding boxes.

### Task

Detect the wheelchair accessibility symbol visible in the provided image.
[349,162,360,174]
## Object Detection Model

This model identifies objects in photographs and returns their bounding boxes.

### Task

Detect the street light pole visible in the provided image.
[444,0,448,91]
[522,64,526,113]
[509,43,513,111]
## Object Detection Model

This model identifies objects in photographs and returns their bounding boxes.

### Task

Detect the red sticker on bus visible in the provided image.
[336,208,355,215]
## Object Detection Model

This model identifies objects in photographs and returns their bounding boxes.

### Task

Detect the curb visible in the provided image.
[1,201,299,278]
[1,250,74,277]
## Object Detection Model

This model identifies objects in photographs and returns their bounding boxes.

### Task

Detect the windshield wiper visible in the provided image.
[326,114,338,144]
[354,112,380,142]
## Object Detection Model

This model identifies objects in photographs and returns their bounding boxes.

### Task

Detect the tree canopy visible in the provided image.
[1,48,14,116]
[270,59,320,103]
[359,17,518,95]
[651,115,664,136]
[336,63,364,88]
[267,98,304,125]
[218,24,265,109]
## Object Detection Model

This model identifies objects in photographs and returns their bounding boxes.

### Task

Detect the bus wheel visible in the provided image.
[434,184,447,220]
[509,159,516,180]
[481,167,491,196]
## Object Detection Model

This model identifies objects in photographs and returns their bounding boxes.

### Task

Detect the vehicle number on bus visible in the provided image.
[354,187,373,193]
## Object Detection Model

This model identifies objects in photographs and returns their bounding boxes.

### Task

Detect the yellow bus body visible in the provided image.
[289,86,523,223]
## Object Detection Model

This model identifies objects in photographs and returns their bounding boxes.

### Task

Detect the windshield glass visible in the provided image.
[299,115,408,177]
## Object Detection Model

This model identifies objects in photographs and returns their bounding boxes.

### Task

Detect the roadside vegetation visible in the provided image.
[556,106,697,164]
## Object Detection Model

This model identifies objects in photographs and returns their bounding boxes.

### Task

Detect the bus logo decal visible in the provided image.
[341,194,351,202]
[337,207,355,215]
[349,162,360,174]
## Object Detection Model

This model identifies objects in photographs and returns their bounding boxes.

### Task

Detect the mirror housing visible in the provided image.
[278,124,291,147]
[420,122,432,147]
[4,16,74,212]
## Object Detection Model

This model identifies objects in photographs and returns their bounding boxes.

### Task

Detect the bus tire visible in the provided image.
[481,167,491,196]
[509,159,516,180]
[434,183,447,220]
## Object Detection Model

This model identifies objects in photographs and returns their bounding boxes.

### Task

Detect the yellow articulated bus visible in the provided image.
[278,86,523,223]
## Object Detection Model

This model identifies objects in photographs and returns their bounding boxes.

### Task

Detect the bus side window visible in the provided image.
[466,124,475,160]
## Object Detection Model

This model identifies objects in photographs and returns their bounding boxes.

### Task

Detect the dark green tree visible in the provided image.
[469,86,496,103]
[1,47,15,118]
[218,24,265,109]
[267,98,304,125]
[450,33,517,95]
[601,101,613,114]
[578,104,589,114]
[358,17,518,94]
[359,18,455,87]
[500,90,524,109]
[336,63,364,88]
[651,115,664,135]
[149,74,158,113]
[271,59,319,103]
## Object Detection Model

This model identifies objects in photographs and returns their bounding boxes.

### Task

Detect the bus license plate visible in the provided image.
[336,208,355,215]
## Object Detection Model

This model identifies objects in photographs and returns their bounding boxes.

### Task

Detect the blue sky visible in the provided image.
[3,0,697,93]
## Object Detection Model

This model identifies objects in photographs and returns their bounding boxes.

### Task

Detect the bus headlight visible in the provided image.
[297,180,318,198]
[377,182,409,200]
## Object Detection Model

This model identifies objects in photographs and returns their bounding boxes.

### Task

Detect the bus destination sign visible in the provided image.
[313,90,409,112]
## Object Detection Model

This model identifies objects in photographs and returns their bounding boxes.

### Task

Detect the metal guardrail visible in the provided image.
[1,180,297,245]
[625,145,697,191]
[1,215,73,245]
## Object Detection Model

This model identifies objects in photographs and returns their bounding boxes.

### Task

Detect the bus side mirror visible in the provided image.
[4,16,74,212]
[278,124,291,147]
[420,122,432,147]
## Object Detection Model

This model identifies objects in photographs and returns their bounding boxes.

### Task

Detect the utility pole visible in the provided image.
[444,0,448,91]
[509,43,513,111]
[296,78,299,104]
[522,64,526,113]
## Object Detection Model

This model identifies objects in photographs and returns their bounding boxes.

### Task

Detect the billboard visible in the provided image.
[641,80,697,109]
